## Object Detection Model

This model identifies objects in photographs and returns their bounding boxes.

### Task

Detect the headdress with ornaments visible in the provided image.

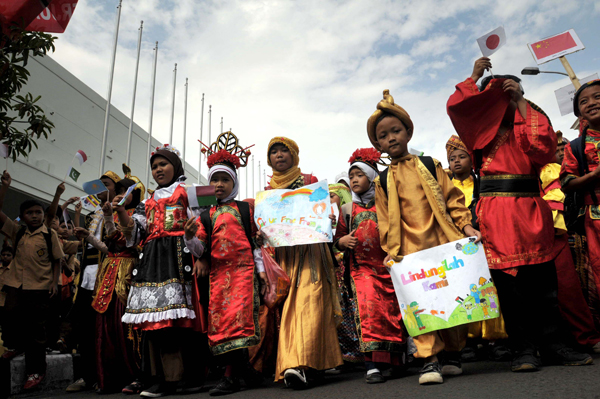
[348,148,381,205]
[117,163,146,209]
[150,143,185,188]
[367,90,414,151]
[445,135,470,160]
[199,131,254,203]
[555,130,569,145]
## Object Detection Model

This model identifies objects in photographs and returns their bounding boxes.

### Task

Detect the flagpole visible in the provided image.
[208,105,212,147]
[559,56,582,89]
[145,42,159,191]
[263,170,266,189]
[99,0,122,176]
[198,93,204,184]
[182,78,188,165]
[258,161,261,193]
[125,20,143,166]
[168,64,177,145]
[245,162,248,199]
[220,117,223,133]
[251,155,255,197]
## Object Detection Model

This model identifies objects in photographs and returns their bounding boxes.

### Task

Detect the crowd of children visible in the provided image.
[1,57,600,396]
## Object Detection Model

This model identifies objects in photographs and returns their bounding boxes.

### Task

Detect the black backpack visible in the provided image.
[199,201,255,262]
[13,225,55,263]
[379,156,437,196]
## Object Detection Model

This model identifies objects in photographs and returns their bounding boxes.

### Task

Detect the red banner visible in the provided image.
[530,31,577,60]
[0,0,77,33]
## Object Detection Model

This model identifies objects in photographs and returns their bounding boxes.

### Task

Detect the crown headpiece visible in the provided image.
[349,148,388,167]
[122,163,146,199]
[199,131,254,169]
[150,143,181,158]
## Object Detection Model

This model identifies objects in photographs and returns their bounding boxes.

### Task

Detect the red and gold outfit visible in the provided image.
[196,201,260,355]
[447,77,557,274]
[334,201,404,354]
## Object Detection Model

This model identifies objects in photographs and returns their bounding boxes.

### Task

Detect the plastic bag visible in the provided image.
[262,246,291,309]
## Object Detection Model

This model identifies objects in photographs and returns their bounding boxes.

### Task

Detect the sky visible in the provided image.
[48,0,600,196]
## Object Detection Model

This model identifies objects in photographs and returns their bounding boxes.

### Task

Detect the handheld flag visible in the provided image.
[62,208,71,226]
[80,195,101,211]
[82,179,107,196]
[527,29,585,65]
[0,145,9,159]
[75,150,87,166]
[187,185,217,208]
[477,26,506,57]
[117,184,136,206]
[68,167,80,182]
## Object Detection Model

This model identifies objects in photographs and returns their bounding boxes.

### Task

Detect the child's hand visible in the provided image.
[463,225,482,243]
[1,171,11,187]
[338,229,358,250]
[56,182,66,196]
[74,227,90,240]
[329,214,336,223]
[259,271,269,296]
[471,57,491,83]
[383,254,396,268]
[49,284,59,298]
[64,196,79,207]
[184,218,198,240]
[75,202,82,213]
[502,79,524,103]
[111,195,125,212]
[192,258,209,277]
[102,201,113,216]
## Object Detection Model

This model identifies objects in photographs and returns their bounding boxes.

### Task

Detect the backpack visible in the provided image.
[378,156,437,196]
[564,134,598,234]
[13,225,55,263]
[199,201,255,262]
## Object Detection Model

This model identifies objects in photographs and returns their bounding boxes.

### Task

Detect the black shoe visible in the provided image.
[139,382,177,398]
[489,344,512,362]
[461,346,478,363]
[544,347,593,366]
[419,362,443,385]
[511,351,541,372]
[365,370,385,384]
[441,351,463,376]
[176,380,203,395]
[283,369,308,390]
[209,377,240,396]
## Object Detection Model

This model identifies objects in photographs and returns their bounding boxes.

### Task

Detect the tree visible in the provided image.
[0,24,56,161]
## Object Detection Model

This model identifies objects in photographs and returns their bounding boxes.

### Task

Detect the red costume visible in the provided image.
[447,77,557,273]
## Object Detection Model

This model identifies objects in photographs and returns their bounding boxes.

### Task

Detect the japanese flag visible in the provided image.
[477,26,506,57]
[75,150,87,166]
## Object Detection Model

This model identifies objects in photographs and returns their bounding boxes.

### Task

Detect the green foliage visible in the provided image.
[0,24,57,161]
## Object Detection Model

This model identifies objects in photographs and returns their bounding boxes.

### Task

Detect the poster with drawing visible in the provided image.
[388,238,498,336]
[254,180,333,247]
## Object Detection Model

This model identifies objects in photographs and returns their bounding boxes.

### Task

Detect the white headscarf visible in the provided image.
[350,162,378,205]
[208,164,239,204]
[335,171,350,187]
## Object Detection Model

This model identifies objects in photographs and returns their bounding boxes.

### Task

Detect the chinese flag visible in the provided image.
[531,31,577,59]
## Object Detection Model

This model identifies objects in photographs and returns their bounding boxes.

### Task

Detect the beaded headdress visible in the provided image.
[199,131,254,170]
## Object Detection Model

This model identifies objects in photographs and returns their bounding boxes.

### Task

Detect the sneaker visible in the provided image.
[23,374,45,390]
[441,352,463,376]
[489,344,512,362]
[1,348,22,360]
[283,368,308,390]
[66,378,93,392]
[140,382,177,398]
[176,380,203,395]
[592,342,600,354]
[461,346,478,363]
[544,347,593,366]
[419,362,443,385]
[365,370,385,384]
[122,380,144,395]
[511,351,541,372]
[208,377,240,396]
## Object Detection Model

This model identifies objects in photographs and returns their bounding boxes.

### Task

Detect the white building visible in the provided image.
[4,55,205,218]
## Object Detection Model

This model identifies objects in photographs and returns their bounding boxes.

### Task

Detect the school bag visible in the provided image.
[13,225,55,263]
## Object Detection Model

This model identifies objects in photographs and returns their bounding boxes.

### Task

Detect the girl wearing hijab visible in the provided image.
[119,144,203,397]
[265,137,343,389]
[183,139,267,396]
[334,148,405,384]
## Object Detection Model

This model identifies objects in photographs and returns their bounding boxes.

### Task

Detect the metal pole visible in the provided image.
[198,93,204,184]
[220,117,223,133]
[125,20,143,165]
[559,56,582,89]
[99,0,122,176]
[208,105,212,147]
[251,155,255,196]
[263,170,266,188]
[145,42,158,190]
[168,63,177,144]
[182,78,188,165]
[245,163,248,198]
[258,161,261,192]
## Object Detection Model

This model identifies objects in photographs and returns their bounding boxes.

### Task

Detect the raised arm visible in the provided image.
[45,182,65,228]
[0,171,11,227]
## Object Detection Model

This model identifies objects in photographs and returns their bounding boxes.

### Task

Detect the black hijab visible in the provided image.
[150,149,185,187]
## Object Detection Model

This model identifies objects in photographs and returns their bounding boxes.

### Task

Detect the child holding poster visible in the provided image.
[334,148,405,384]
[367,91,480,385]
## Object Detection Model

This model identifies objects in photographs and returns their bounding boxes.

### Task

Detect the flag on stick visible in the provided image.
[80,195,101,211]
[477,26,506,57]
[0,145,9,159]
[82,179,107,196]
[75,150,87,166]
[527,29,585,65]
[117,184,136,206]
[187,185,217,208]
[67,167,80,182]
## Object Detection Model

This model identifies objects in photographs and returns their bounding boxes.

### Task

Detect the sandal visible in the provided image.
[122,380,143,395]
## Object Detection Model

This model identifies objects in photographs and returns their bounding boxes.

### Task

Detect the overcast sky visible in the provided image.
[49,0,600,195]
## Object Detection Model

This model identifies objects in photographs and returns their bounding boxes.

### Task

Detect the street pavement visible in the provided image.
[15,354,600,399]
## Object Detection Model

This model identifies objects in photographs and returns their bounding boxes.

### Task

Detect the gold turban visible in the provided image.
[267,137,302,189]
[101,171,121,184]
[446,135,469,160]
[367,90,414,150]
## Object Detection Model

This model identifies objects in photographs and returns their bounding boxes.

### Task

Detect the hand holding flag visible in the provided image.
[117,184,136,206]
[82,179,107,196]
[187,185,217,208]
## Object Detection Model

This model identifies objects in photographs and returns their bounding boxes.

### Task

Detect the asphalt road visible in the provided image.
[15,354,600,399]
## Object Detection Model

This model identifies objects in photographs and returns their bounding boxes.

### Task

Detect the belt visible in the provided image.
[479,174,540,197]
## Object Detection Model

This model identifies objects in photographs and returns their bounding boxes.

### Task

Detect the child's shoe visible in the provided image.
[139,382,177,398]
[365,369,385,384]
[1,348,22,360]
[23,374,45,390]
[543,347,593,366]
[511,351,541,372]
[209,377,240,396]
[418,362,443,385]
[441,351,463,376]
[283,368,308,390]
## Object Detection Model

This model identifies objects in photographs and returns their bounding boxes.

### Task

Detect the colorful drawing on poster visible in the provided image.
[254,180,333,247]
[389,237,498,336]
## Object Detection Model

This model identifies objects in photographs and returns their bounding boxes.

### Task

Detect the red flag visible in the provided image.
[527,29,584,65]
[0,0,48,30]
[26,0,78,33]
